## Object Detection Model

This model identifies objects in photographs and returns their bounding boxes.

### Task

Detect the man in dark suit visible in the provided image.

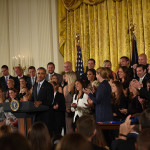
[0,65,15,93]
[14,66,32,90]
[28,66,36,87]
[136,64,150,89]
[32,67,54,136]
[45,62,62,84]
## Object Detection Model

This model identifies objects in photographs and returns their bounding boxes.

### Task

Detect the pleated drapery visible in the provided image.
[59,0,150,72]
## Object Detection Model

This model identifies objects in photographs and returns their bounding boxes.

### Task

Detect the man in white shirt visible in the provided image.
[136,64,150,89]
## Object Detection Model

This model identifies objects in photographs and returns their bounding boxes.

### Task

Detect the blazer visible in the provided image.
[31,80,54,135]
[136,73,150,89]
[29,76,37,87]
[71,93,89,122]
[89,80,113,122]
[53,92,66,112]
[0,75,15,92]
[32,80,54,106]
[53,92,66,134]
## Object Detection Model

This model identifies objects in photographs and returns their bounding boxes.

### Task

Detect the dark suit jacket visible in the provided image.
[53,92,66,135]
[136,73,150,89]
[0,75,15,92]
[89,80,113,122]
[29,76,37,87]
[31,80,54,135]
[14,75,32,91]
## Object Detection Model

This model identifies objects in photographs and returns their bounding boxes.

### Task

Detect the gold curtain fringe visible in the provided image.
[62,0,105,10]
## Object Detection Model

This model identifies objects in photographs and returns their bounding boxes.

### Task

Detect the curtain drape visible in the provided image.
[0,0,64,75]
[59,0,150,72]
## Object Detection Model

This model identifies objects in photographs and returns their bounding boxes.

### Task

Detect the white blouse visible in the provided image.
[71,93,89,122]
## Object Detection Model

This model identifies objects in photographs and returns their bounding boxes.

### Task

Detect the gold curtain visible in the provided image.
[58,0,150,72]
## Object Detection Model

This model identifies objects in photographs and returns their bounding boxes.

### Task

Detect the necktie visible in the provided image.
[32,77,35,86]
[139,78,143,84]
[37,83,40,95]
[5,76,8,83]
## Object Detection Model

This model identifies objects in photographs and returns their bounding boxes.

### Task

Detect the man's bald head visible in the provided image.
[138,53,147,65]
[64,61,72,72]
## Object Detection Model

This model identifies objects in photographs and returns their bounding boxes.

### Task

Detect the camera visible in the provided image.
[18,92,26,99]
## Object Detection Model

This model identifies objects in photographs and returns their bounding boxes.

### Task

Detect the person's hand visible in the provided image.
[34,101,42,107]
[66,108,71,113]
[119,108,127,114]
[53,104,59,109]
[83,88,92,95]
[138,96,145,105]
[71,103,77,108]
[130,79,141,89]
[113,113,117,117]
[119,115,135,140]
[132,64,137,70]
[84,97,93,108]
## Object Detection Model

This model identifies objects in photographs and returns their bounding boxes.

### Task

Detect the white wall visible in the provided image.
[0,0,64,76]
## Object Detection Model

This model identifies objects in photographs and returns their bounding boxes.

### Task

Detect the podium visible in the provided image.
[4,101,49,135]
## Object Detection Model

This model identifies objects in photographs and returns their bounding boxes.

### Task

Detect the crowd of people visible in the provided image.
[0,53,150,150]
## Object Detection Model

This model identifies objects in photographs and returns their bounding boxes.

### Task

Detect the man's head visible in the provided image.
[136,65,147,78]
[37,67,46,82]
[1,65,9,76]
[47,62,55,74]
[76,115,96,141]
[14,66,23,77]
[64,61,72,72]
[137,128,150,150]
[139,108,150,130]
[138,53,147,65]
[88,59,95,70]
[120,56,130,67]
[28,66,36,77]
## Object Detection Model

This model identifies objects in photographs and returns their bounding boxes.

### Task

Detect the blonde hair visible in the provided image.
[103,60,111,67]
[96,67,109,80]
[65,72,77,95]
[92,80,99,88]
[7,79,15,85]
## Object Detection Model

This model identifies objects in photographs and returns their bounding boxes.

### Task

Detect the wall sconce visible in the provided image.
[12,54,26,74]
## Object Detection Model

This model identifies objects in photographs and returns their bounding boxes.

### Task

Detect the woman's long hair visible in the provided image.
[0,88,5,103]
[65,72,77,96]
[118,66,130,82]
[111,81,124,105]
[74,79,84,100]
[27,122,52,150]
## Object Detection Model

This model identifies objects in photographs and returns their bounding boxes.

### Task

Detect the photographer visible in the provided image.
[111,109,150,150]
